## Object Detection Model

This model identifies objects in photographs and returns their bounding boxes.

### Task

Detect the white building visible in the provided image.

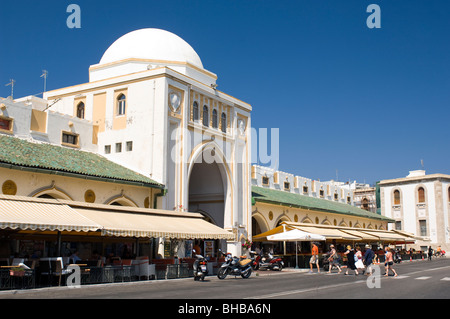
[379,170,450,252]
[251,165,354,205]
[41,28,252,255]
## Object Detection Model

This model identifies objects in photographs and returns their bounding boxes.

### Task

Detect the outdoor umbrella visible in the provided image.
[267,229,326,269]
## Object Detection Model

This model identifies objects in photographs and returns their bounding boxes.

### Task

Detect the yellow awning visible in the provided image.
[0,196,101,233]
[253,225,294,241]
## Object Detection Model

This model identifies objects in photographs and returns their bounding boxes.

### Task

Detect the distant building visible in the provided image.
[251,165,393,237]
[379,170,450,252]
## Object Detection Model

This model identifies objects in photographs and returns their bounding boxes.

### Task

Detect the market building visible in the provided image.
[41,28,252,256]
[250,165,417,267]
[0,28,251,275]
[379,170,450,252]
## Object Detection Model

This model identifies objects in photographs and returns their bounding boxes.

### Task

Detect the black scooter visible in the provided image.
[193,249,208,281]
[217,250,253,280]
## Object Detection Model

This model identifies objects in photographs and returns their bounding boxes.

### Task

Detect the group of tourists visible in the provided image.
[309,243,398,277]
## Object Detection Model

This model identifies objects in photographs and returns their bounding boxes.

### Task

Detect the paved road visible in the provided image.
[1,258,448,300]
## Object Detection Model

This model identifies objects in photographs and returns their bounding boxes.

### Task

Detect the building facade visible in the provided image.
[251,165,393,237]
[379,170,450,252]
[41,28,252,255]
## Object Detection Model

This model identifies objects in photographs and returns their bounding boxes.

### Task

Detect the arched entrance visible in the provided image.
[188,160,226,228]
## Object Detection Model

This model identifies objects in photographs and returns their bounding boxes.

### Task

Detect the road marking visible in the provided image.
[415,276,431,280]
[441,277,450,281]
[393,275,409,279]
[245,280,366,299]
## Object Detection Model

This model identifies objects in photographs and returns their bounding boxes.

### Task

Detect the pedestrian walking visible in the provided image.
[384,247,398,277]
[344,245,358,276]
[309,242,320,273]
[355,246,365,273]
[327,244,342,274]
[428,246,433,261]
[363,244,375,276]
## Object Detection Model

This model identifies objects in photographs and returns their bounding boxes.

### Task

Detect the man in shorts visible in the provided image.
[384,247,398,277]
[309,242,320,273]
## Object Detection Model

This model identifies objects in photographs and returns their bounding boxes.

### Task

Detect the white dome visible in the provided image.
[99,28,203,69]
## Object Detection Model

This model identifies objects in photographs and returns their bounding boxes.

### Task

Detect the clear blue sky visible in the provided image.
[1,0,449,185]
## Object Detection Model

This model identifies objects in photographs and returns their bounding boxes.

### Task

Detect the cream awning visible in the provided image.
[0,196,101,232]
[73,207,235,240]
[340,229,380,241]
[0,195,235,240]
[292,225,361,241]
[358,229,411,242]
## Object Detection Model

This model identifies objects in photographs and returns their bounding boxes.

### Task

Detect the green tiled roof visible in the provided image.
[252,186,393,222]
[0,134,163,188]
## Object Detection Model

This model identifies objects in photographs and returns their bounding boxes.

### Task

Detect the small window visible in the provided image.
[193,102,199,121]
[347,196,351,204]
[303,186,308,194]
[62,131,78,147]
[115,142,122,153]
[202,106,209,127]
[221,112,227,133]
[126,141,133,152]
[319,189,324,197]
[262,177,269,185]
[284,182,290,191]
[334,192,338,201]
[212,109,218,128]
[117,94,126,116]
[76,102,85,119]
[418,187,425,203]
[104,145,111,154]
[394,190,401,205]
[419,220,427,236]
[0,116,13,132]
[395,221,402,230]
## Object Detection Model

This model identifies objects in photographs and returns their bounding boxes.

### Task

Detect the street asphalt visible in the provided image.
[0,257,448,301]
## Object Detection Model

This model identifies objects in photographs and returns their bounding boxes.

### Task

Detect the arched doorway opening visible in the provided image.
[188,160,225,227]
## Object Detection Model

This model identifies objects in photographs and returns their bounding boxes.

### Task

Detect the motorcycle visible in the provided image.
[250,251,284,271]
[394,251,402,264]
[193,249,208,281]
[217,250,253,280]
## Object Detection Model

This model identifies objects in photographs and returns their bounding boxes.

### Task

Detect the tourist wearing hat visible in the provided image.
[327,244,342,274]
[344,245,358,275]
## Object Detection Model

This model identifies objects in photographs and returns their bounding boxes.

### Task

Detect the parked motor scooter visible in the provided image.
[394,251,402,264]
[250,251,284,271]
[217,250,253,280]
[193,249,208,281]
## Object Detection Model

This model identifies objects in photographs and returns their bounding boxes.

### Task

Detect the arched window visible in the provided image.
[394,190,401,205]
[117,94,126,115]
[76,102,85,119]
[221,112,227,133]
[202,105,209,127]
[362,198,369,211]
[212,109,218,128]
[418,187,425,203]
[193,101,199,121]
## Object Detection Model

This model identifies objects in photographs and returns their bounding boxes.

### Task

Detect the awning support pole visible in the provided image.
[56,231,61,256]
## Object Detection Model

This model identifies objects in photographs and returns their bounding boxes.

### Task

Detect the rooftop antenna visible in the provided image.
[420,159,424,169]
[40,70,48,96]
[5,79,15,99]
